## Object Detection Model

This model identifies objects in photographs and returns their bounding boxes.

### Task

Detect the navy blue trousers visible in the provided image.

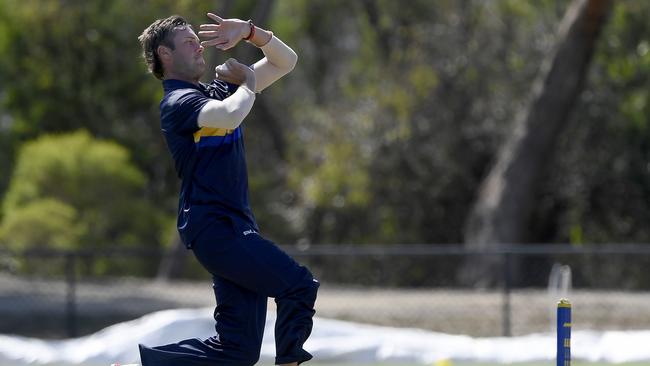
[139,224,319,366]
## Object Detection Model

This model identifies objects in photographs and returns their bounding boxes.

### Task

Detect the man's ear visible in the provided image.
[157,45,172,61]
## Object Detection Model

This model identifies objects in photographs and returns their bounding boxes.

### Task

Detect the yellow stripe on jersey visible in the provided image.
[193,127,235,143]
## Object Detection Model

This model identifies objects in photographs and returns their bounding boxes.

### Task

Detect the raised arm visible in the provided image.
[198,13,298,92]
[197,59,256,129]
[250,35,297,92]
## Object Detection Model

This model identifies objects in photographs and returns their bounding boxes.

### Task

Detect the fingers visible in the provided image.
[215,59,246,85]
[216,58,243,71]
[198,30,219,38]
[211,41,235,51]
[225,58,246,69]
[217,60,246,77]
[207,13,223,23]
[198,25,220,42]
[215,63,228,74]
[201,38,228,48]
[216,60,236,75]
[200,15,244,51]
[199,24,219,31]
[226,58,241,65]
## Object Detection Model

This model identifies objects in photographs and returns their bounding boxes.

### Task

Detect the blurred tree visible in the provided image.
[461,0,612,286]
[0,199,86,250]
[0,131,164,256]
[0,0,648,285]
[277,0,566,245]
[534,0,650,244]
[0,0,224,248]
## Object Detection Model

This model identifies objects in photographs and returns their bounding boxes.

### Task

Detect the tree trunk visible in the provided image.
[461,0,612,287]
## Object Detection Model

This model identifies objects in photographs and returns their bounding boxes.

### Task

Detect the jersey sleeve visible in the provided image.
[226,81,239,95]
[161,89,211,136]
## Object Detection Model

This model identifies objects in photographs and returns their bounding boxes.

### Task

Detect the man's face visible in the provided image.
[166,26,205,81]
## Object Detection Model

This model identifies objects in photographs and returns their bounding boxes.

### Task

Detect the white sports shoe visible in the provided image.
[110,364,140,366]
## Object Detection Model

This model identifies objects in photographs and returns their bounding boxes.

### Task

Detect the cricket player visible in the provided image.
[124,12,319,366]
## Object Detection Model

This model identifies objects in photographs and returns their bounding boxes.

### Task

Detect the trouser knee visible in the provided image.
[286,268,319,303]
[305,274,319,301]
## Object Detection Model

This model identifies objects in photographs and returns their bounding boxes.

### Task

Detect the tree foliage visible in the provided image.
[0,131,164,252]
[532,1,650,244]
[0,0,648,257]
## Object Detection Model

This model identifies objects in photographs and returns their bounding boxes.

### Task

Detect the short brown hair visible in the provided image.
[138,15,190,79]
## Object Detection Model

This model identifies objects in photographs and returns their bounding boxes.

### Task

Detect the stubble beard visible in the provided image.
[174,55,206,82]
[186,58,206,82]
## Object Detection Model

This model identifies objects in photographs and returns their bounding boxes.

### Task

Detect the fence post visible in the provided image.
[65,252,77,337]
[502,251,512,337]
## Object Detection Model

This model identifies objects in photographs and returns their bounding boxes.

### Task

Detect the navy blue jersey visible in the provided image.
[161,79,258,247]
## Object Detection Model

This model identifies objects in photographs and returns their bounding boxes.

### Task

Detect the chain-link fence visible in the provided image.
[1,244,649,339]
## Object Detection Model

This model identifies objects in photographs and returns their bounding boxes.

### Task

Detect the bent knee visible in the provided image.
[295,269,320,301]
[278,268,319,300]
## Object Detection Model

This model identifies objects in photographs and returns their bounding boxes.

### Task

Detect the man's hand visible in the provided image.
[215,58,256,92]
[198,13,249,51]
